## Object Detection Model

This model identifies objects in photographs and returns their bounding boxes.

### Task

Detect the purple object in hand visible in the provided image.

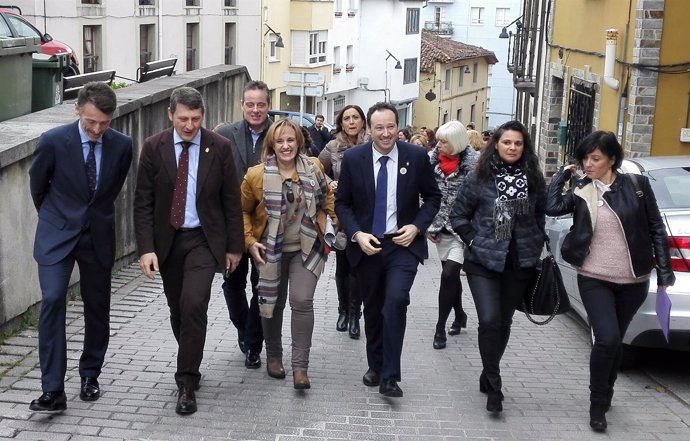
[656,286,672,343]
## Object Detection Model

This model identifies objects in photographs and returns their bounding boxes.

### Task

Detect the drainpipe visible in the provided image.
[604,29,619,89]
[158,0,163,59]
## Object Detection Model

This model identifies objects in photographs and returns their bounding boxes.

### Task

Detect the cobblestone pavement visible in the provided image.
[0,248,689,440]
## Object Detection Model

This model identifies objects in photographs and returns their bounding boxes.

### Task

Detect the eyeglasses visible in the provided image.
[285,180,295,203]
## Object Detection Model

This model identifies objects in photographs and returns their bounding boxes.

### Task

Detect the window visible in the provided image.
[138,0,154,5]
[346,45,353,66]
[456,109,462,122]
[333,46,341,73]
[470,104,475,123]
[495,8,510,27]
[186,23,199,71]
[473,62,478,83]
[308,31,327,64]
[333,96,345,115]
[186,0,200,6]
[4,14,39,38]
[403,58,417,84]
[334,0,342,16]
[139,24,155,66]
[406,8,420,34]
[82,25,101,73]
[224,23,236,64]
[470,7,485,25]
[269,33,280,61]
[224,0,236,6]
[434,7,442,25]
[444,68,451,91]
[458,66,464,87]
[82,0,100,4]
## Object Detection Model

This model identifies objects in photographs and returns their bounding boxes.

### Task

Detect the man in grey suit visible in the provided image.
[215,80,272,370]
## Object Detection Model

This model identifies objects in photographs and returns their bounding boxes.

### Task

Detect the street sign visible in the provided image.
[283,72,325,84]
[286,85,323,97]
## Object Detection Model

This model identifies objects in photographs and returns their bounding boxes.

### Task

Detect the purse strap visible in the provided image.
[521,240,563,326]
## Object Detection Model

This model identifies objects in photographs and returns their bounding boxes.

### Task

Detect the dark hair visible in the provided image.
[242,80,270,104]
[77,82,117,115]
[315,114,324,120]
[334,104,366,135]
[425,128,436,142]
[262,118,304,162]
[169,86,204,114]
[475,120,545,192]
[398,127,412,141]
[574,131,623,170]
[366,102,399,127]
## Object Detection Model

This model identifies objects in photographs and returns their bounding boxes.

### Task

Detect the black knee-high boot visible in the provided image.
[335,275,349,332]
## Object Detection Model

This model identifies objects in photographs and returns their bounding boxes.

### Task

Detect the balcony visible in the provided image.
[223,0,238,15]
[506,26,537,93]
[424,21,453,35]
[333,66,342,74]
[78,5,105,17]
[345,64,355,72]
[136,5,156,17]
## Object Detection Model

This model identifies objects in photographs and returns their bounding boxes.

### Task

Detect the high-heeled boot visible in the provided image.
[334,275,349,332]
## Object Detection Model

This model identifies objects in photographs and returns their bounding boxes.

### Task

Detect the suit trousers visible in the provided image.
[159,228,217,389]
[37,229,111,392]
[578,274,648,404]
[261,251,318,371]
[222,252,263,352]
[467,267,531,392]
[354,238,419,382]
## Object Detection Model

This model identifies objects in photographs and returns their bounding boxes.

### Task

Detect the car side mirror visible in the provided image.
[43,33,53,42]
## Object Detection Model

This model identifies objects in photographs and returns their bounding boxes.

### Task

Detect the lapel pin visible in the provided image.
[205,147,209,153]
[400,167,407,175]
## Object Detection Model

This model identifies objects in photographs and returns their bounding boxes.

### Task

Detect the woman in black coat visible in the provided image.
[450,120,546,413]
[546,131,675,432]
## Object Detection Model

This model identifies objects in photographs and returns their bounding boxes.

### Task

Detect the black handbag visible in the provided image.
[518,240,571,325]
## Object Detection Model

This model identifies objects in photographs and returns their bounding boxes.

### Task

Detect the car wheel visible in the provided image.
[62,64,80,77]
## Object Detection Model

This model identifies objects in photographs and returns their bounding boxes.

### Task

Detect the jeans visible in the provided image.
[578,274,648,404]
[467,267,531,392]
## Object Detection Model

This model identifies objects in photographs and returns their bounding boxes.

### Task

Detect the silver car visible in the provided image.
[545,156,690,366]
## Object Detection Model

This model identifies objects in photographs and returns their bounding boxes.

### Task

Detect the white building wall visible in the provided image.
[13,0,260,83]
[424,0,522,128]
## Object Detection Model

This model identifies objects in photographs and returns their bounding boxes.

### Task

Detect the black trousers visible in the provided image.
[159,229,217,389]
[578,274,648,404]
[467,266,531,392]
[221,252,263,352]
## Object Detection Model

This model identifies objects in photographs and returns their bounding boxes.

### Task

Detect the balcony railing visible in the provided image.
[136,5,156,16]
[506,25,537,93]
[424,21,453,35]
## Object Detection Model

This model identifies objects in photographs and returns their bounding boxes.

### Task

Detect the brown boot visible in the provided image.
[293,370,311,390]
[266,358,285,379]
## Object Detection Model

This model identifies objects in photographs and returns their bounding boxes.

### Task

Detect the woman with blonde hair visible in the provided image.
[410,134,429,149]
[467,129,484,151]
[242,118,335,389]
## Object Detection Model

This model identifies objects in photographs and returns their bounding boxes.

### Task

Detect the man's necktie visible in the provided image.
[372,156,389,237]
[170,141,191,230]
[85,141,97,198]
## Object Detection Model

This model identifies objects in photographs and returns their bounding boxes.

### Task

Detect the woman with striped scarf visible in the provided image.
[242,119,335,389]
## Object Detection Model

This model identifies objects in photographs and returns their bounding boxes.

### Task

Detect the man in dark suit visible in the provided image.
[28,82,133,411]
[134,87,243,415]
[215,80,271,370]
[335,102,441,397]
[307,114,332,153]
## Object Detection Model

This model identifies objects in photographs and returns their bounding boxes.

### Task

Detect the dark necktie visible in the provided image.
[170,141,191,230]
[85,141,97,198]
[372,156,389,237]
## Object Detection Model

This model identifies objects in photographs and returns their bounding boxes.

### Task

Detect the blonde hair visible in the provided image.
[467,130,483,151]
[435,121,469,155]
[410,134,428,148]
[262,119,304,162]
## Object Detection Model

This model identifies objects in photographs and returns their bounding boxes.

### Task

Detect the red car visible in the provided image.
[0,6,80,76]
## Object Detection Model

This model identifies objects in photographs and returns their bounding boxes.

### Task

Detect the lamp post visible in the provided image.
[384,50,403,102]
[498,16,523,39]
[261,23,284,83]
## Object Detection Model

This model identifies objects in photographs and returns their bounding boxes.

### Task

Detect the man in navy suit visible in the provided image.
[28,82,133,411]
[335,102,441,397]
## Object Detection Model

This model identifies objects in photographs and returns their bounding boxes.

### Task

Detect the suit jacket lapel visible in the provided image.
[67,121,91,200]
[95,129,114,199]
[362,143,375,208]
[161,129,178,184]
[396,144,408,208]
[234,124,248,171]
[196,129,213,197]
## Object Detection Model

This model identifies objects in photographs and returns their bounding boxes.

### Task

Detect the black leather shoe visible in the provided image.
[448,313,467,336]
[362,368,380,387]
[433,330,447,349]
[176,386,197,415]
[590,403,607,432]
[80,377,100,401]
[336,309,348,332]
[245,350,261,369]
[238,329,246,353]
[479,372,488,393]
[379,379,403,397]
[348,313,360,339]
[487,391,503,413]
[29,391,67,411]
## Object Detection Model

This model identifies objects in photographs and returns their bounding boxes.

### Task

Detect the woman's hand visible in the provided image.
[563,164,577,175]
[329,180,338,191]
[427,233,440,244]
[249,242,267,265]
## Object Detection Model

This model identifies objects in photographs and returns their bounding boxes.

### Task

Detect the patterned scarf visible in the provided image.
[492,157,529,241]
[257,154,329,318]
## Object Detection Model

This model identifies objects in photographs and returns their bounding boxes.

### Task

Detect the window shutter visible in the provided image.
[291,31,307,66]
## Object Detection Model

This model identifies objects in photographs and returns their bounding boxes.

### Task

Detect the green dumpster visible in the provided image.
[32,52,70,112]
[0,36,39,122]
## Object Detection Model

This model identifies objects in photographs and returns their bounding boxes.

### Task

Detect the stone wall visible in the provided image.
[0,65,249,330]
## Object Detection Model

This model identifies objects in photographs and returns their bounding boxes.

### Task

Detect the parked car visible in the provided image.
[268,110,333,131]
[0,6,80,76]
[545,156,690,366]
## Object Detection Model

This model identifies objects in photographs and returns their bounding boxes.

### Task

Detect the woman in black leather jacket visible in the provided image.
[546,131,675,433]
[450,121,546,414]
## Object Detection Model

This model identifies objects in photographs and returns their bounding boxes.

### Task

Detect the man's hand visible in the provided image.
[225,253,242,273]
[139,252,159,280]
[355,232,382,256]
[393,224,419,247]
[248,242,267,265]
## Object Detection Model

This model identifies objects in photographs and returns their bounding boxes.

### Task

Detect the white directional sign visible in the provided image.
[286,85,323,97]
[283,72,325,84]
